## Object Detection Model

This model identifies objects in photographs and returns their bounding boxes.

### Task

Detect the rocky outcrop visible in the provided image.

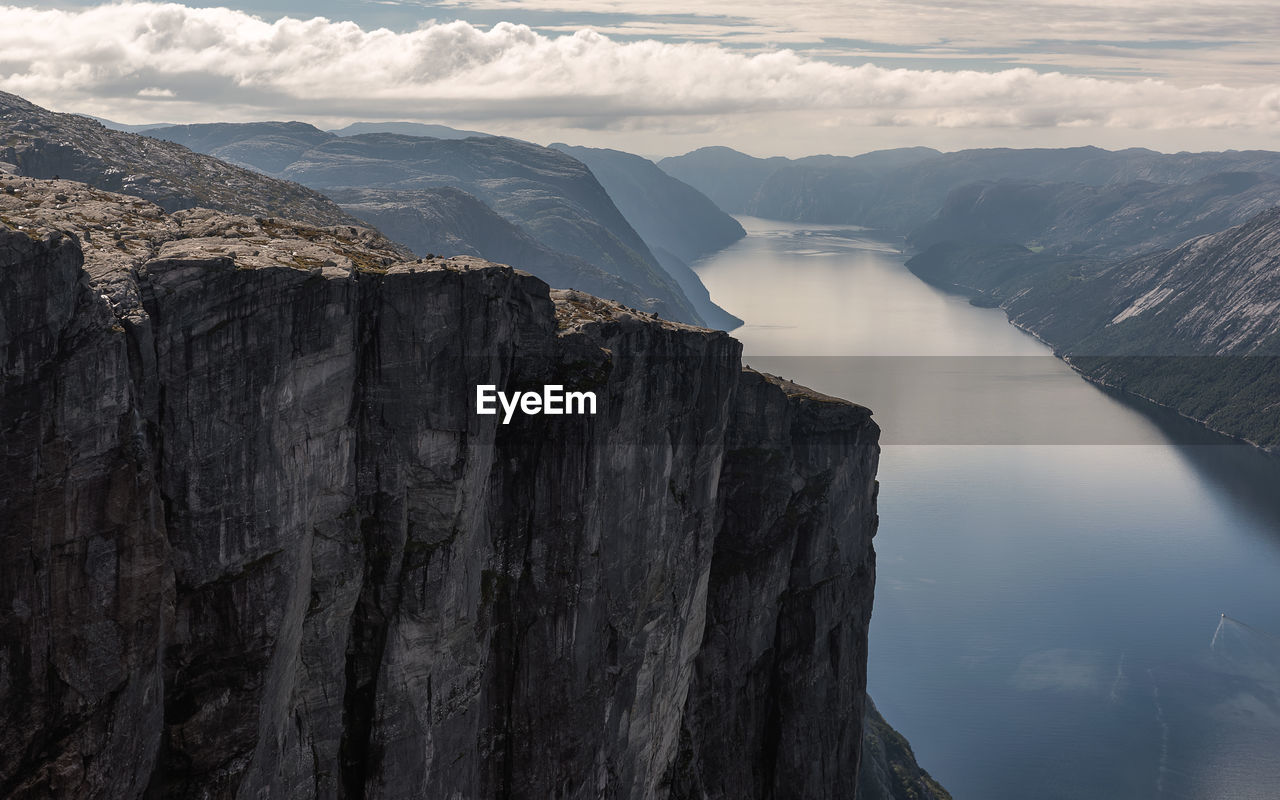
[1,178,881,798]
[857,700,952,800]
[0,92,358,227]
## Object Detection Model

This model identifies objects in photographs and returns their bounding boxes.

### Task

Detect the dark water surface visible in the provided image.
[695,218,1280,800]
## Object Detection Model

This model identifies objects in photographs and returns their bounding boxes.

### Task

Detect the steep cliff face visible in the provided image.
[671,374,878,798]
[857,701,952,800]
[549,143,745,330]
[1,179,881,798]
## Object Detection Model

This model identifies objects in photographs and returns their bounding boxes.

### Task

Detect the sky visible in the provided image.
[6,1,1280,158]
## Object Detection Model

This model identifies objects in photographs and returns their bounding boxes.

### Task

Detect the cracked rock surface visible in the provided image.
[2,178,880,799]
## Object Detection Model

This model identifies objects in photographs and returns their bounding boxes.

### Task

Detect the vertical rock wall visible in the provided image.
[1,227,880,799]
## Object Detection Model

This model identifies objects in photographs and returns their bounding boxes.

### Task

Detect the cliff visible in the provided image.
[1,177,881,798]
[857,701,952,800]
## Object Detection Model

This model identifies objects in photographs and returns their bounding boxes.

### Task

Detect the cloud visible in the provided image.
[439,0,1280,83]
[2,1,1279,137]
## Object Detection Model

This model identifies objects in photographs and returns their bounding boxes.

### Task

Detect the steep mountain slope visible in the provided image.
[2,175,883,798]
[552,143,745,329]
[327,186,679,318]
[0,92,358,227]
[550,144,744,266]
[145,123,708,325]
[907,172,1280,257]
[907,208,1280,447]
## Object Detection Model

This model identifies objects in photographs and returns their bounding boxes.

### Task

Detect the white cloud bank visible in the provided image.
[442,0,1280,84]
[2,2,1280,152]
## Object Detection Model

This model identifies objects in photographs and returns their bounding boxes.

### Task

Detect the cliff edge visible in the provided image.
[1,178,880,799]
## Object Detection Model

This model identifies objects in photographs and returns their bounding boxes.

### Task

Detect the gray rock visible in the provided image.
[857,699,952,800]
[0,92,360,227]
[1,179,883,799]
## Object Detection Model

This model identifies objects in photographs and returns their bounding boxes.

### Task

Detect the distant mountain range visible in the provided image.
[328,185,654,310]
[87,115,488,140]
[907,171,1280,257]
[144,121,736,327]
[327,121,489,138]
[661,144,1280,234]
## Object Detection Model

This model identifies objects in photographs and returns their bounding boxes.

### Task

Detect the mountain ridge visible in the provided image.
[144,122,710,326]
[0,92,362,229]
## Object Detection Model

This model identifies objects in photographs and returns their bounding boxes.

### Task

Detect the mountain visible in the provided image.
[79,115,176,134]
[662,144,1280,233]
[2,174,883,798]
[907,172,1280,257]
[327,186,683,318]
[907,207,1280,448]
[0,92,359,227]
[657,146,790,214]
[144,123,709,326]
[552,143,745,329]
[145,121,336,174]
[658,146,941,222]
[329,121,489,138]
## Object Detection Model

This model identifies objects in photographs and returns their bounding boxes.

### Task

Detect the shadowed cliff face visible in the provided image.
[0,179,880,799]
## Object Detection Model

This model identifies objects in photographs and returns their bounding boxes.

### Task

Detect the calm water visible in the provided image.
[695,218,1280,800]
